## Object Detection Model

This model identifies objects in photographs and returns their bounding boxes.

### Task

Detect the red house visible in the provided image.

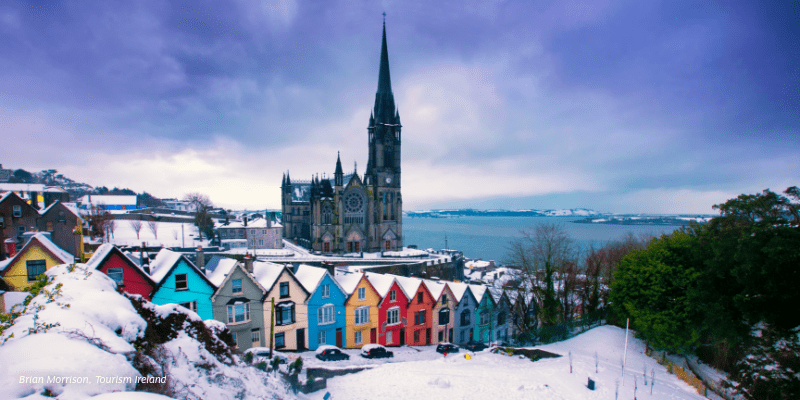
[366,273,409,347]
[393,275,435,346]
[86,244,155,300]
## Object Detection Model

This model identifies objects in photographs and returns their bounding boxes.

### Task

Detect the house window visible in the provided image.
[414,310,426,325]
[280,282,290,298]
[318,330,327,345]
[387,307,399,325]
[252,329,260,343]
[355,306,370,325]
[390,290,396,301]
[232,332,238,348]
[413,330,420,342]
[354,331,362,344]
[439,309,450,325]
[13,205,21,217]
[26,260,46,281]
[497,311,506,326]
[107,267,124,286]
[463,296,468,306]
[480,311,489,326]
[258,239,263,246]
[232,279,242,294]
[318,304,335,325]
[322,284,330,298]
[227,303,250,324]
[46,221,53,231]
[175,274,188,291]
[417,292,423,303]
[441,294,448,305]
[323,242,330,252]
[180,301,197,313]
[262,230,267,234]
[387,330,393,344]
[460,310,470,325]
[18,225,26,237]
[385,240,390,250]
[357,287,366,300]
[276,302,295,325]
[438,330,444,342]
[275,332,285,349]
[460,330,466,342]
[0,216,4,228]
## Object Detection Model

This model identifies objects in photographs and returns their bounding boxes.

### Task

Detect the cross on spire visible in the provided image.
[382,12,386,24]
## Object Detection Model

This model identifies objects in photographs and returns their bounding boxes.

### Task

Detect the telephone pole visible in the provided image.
[269,297,275,359]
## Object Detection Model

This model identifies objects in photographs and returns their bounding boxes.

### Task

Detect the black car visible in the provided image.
[315,346,350,361]
[436,343,459,354]
[360,345,394,359]
[462,341,488,352]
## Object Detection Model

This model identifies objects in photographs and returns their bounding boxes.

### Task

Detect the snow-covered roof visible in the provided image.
[207,258,239,287]
[365,272,399,298]
[39,200,82,221]
[0,258,12,273]
[469,284,489,303]
[335,272,364,294]
[390,274,422,297]
[77,194,137,206]
[2,291,29,313]
[293,264,328,293]
[148,249,184,284]
[28,233,74,265]
[251,261,285,291]
[422,279,446,300]
[85,244,116,271]
[447,282,470,302]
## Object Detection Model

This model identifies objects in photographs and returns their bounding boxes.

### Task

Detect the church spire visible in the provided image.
[373,18,397,126]
[377,20,392,96]
[334,152,343,187]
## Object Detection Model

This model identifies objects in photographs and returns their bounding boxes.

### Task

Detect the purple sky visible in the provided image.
[2,0,797,213]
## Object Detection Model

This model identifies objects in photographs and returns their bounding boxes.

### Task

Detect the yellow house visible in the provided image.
[259,264,311,351]
[0,233,74,291]
[337,272,380,348]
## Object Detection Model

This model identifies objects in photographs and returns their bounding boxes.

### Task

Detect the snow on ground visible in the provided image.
[301,326,708,400]
[106,220,206,248]
[0,263,294,400]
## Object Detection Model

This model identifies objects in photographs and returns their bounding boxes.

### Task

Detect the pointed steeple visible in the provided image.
[395,108,401,127]
[377,20,392,96]
[373,19,397,126]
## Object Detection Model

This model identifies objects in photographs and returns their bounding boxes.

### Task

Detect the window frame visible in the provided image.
[13,205,21,218]
[322,284,330,298]
[357,287,366,300]
[318,304,335,325]
[390,290,396,302]
[175,273,188,291]
[107,267,124,286]
[227,302,251,324]
[26,259,47,281]
[387,307,400,326]
[354,305,370,325]
[232,279,243,294]
[276,302,295,326]
[354,330,362,344]
[280,282,290,298]
[439,308,450,325]
[252,328,260,343]
[275,332,286,349]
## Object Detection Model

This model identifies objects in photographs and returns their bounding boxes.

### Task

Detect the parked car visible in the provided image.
[436,343,459,354]
[462,341,488,352]
[360,344,394,359]
[244,347,289,365]
[315,345,350,361]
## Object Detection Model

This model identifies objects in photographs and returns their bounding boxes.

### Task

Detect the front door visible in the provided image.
[296,329,305,350]
[370,328,376,344]
[399,329,405,346]
[336,328,343,348]
[426,328,431,345]
[449,328,453,343]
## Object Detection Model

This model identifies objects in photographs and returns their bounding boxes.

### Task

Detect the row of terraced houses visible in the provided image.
[2,234,533,353]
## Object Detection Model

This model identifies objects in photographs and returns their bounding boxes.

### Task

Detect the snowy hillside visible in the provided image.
[309,326,708,400]
[0,264,291,400]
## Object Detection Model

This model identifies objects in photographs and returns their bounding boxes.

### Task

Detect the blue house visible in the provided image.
[149,249,217,320]
[294,264,347,350]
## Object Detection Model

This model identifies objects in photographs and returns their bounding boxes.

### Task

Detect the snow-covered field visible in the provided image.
[298,326,708,400]
[105,220,206,248]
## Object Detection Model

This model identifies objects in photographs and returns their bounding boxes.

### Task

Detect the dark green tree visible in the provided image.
[610,231,702,352]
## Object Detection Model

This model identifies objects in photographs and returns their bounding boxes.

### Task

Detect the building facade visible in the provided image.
[281,23,403,254]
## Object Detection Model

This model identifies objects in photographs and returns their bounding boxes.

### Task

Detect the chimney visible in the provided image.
[196,246,205,272]
[30,191,40,210]
[267,213,272,228]
[4,238,16,258]
[141,242,150,274]
[244,253,254,273]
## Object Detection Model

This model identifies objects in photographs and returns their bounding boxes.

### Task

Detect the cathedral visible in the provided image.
[281,22,403,254]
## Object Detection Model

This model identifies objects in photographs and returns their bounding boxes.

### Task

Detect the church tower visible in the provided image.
[365,19,402,252]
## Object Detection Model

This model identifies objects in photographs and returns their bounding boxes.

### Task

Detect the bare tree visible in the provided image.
[129,220,143,240]
[505,223,577,328]
[107,218,116,239]
[183,193,214,240]
[84,206,114,241]
[147,217,159,239]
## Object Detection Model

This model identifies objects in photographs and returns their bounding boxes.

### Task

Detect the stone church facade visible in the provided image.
[281,23,402,254]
